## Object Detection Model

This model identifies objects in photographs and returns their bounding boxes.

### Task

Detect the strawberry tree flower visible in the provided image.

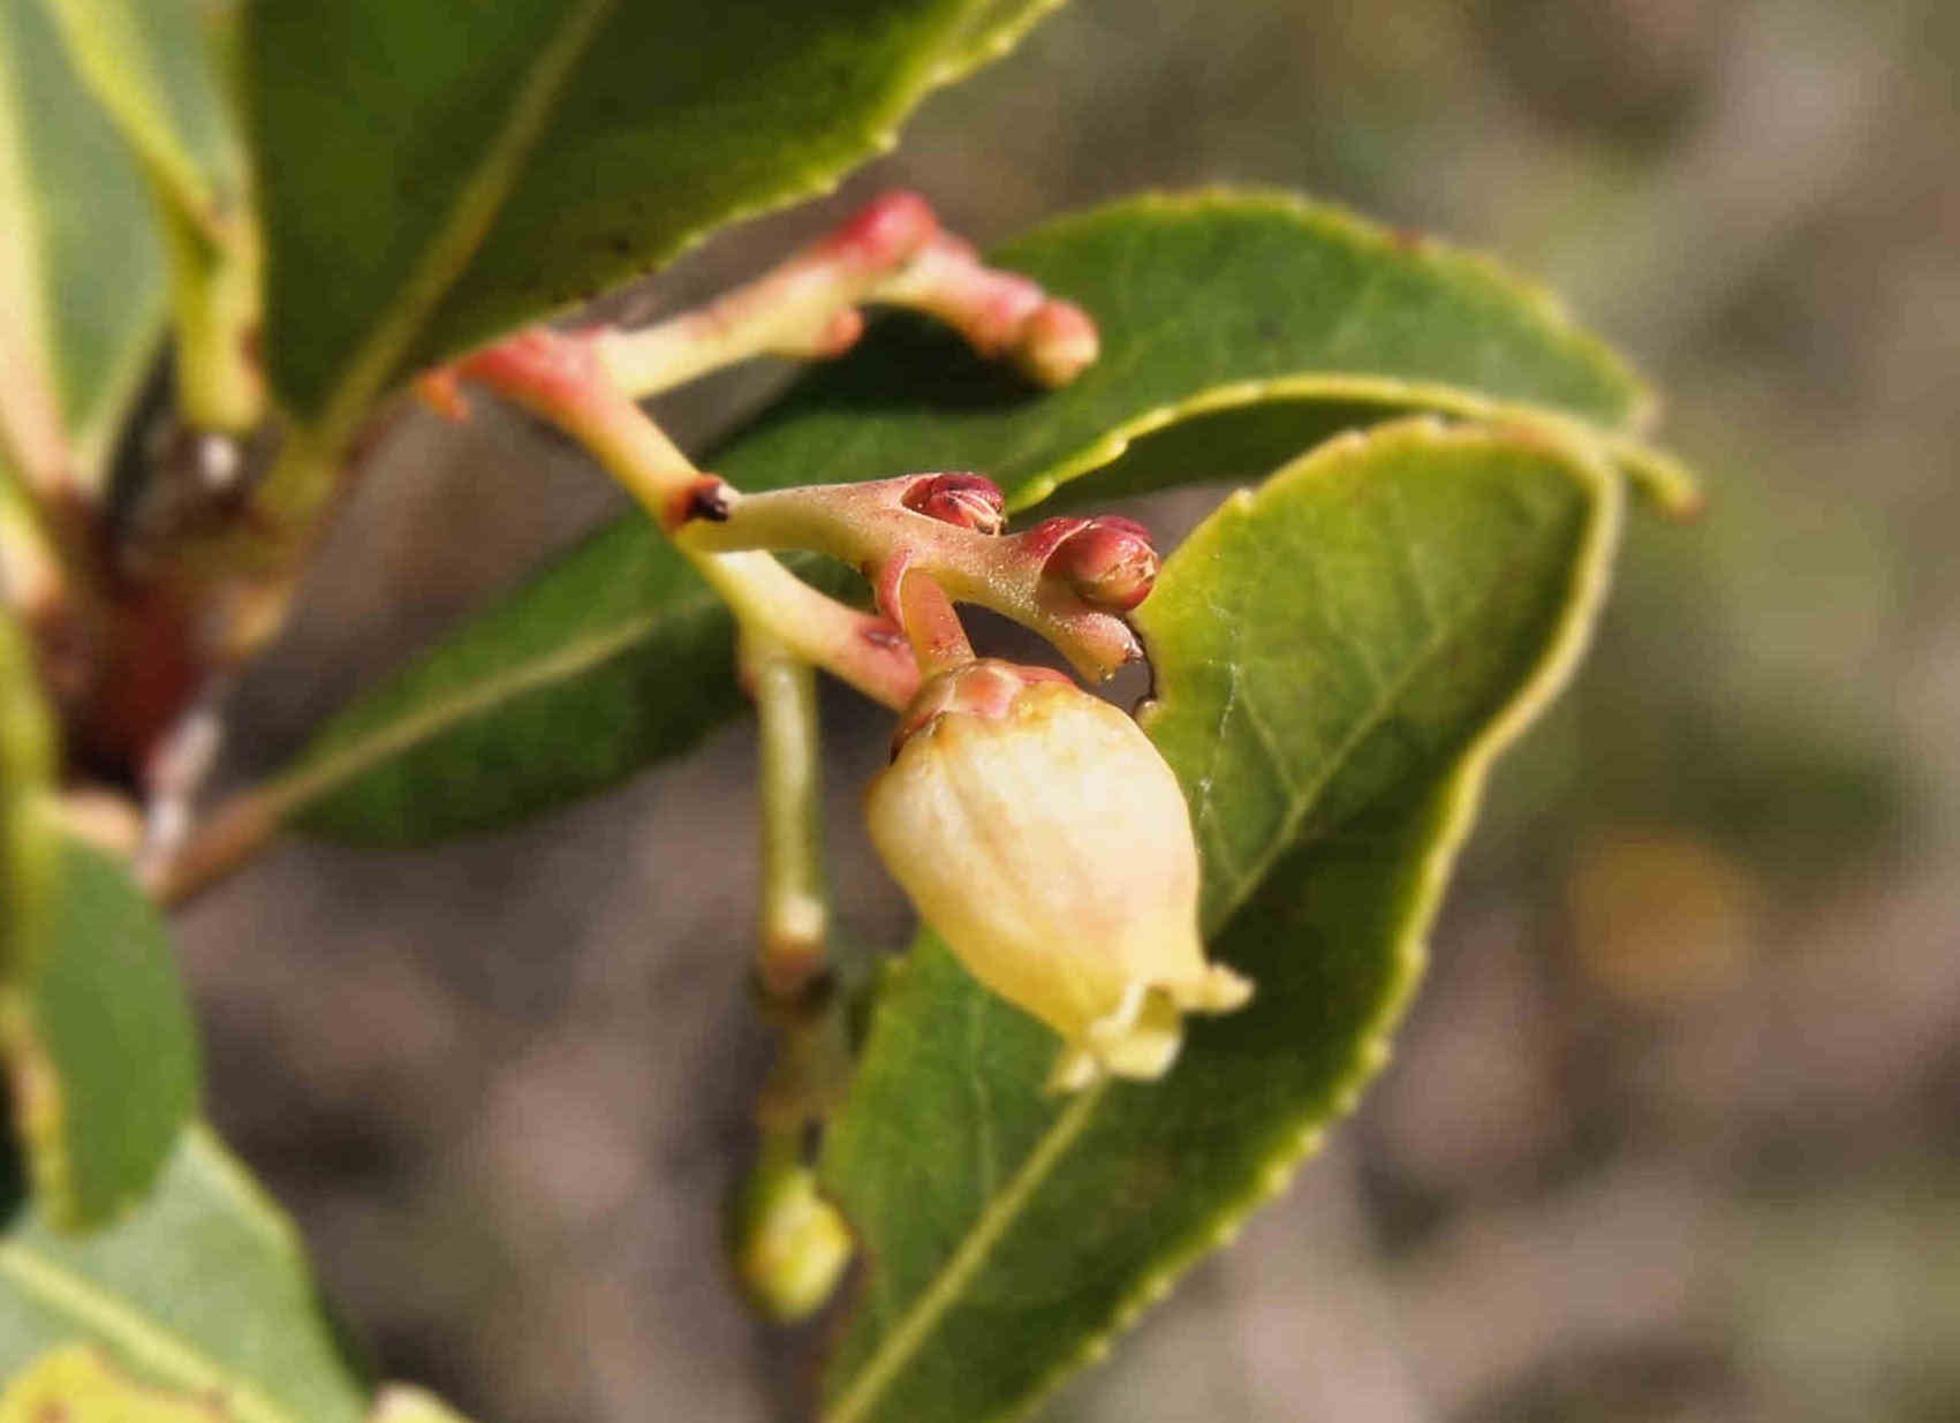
[866,660,1253,1091]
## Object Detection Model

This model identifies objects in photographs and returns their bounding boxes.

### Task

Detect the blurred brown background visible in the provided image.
[179,1,1960,1419]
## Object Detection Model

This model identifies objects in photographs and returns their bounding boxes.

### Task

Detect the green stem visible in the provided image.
[742,628,829,1000]
[159,205,264,435]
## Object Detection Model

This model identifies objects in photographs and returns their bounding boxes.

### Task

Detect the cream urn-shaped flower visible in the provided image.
[866,660,1252,1091]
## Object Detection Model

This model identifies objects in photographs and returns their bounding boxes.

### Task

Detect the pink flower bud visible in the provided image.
[1016,299,1100,387]
[901,472,1007,536]
[818,190,939,273]
[866,661,1252,1090]
[1041,515,1159,612]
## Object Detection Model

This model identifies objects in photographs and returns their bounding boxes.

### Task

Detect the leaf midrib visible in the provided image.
[304,0,619,447]
[1193,500,1539,934]
[824,1087,1103,1423]
[269,578,722,821]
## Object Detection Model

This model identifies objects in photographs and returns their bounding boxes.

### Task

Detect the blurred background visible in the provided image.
[178,1,1958,1419]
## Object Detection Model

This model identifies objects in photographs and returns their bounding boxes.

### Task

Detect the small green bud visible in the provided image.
[729,1152,854,1323]
[866,661,1252,1091]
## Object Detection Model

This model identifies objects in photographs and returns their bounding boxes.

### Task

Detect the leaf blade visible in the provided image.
[4,602,199,1233]
[0,1127,370,1423]
[6,836,202,1231]
[0,0,164,485]
[246,0,1064,430]
[817,419,1625,1422]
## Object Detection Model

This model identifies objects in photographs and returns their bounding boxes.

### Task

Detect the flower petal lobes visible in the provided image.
[865,662,1252,1090]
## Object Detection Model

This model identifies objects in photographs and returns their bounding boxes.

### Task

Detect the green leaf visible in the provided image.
[34,0,258,432]
[0,1126,371,1423]
[245,0,1063,434]
[816,418,1624,1423]
[0,0,164,486]
[283,515,747,844]
[267,192,1679,847]
[716,191,1684,509]
[2,835,202,1231]
[4,614,199,1231]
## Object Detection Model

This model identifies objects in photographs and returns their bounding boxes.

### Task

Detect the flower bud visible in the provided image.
[728,1153,854,1323]
[1041,515,1159,612]
[866,661,1251,1090]
[1015,299,1100,388]
[901,472,1007,536]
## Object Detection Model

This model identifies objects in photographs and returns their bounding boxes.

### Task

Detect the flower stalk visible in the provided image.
[592,190,1098,400]
[678,473,1148,681]
[744,629,830,1000]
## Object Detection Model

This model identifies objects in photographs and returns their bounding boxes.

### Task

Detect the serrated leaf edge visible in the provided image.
[282,0,617,445]
[823,419,1628,1423]
[987,189,1696,515]
[1006,187,1661,427]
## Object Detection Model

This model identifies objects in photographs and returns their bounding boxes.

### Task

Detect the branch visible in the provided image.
[590,191,1098,399]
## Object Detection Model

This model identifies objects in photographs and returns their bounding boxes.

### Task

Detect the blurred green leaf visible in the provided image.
[2,835,201,1232]
[4,605,198,1233]
[0,0,164,486]
[245,0,1064,433]
[34,0,257,431]
[0,1342,239,1423]
[0,1127,370,1423]
[270,192,1674,846]
[817,419,1623,1422]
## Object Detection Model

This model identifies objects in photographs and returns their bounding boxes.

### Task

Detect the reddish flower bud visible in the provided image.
[1016,299,1100,388]
[1042,516,1159,612]
[901,472,1007,536]
[819,190,940,273]
[867,660,1252,1090]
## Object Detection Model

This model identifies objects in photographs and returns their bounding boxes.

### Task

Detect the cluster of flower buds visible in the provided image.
[408,188,1246,1098]
[866,660,1252,1091]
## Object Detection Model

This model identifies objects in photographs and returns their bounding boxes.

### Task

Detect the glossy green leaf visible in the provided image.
[0,0,164,485]
[271,192,1679,847]
[817,419,1624,1422]
[245,0,1063,433]
[0,1126,371,1423]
